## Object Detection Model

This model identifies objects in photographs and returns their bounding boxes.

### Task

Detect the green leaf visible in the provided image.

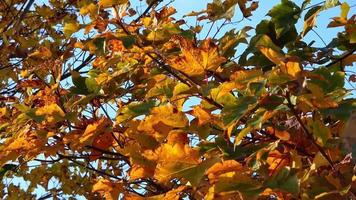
[88,37,106,55]
[215,171,263,196]
[0,164,17,178]
[322,0,340,10]
[309,68,345,93]
[222,96,258,126]
[26,109,45,122]
[310,118,331,146]
[85,78,100,93]
[219,27,252,57]
[206,0,238,21]
[265,167,300,194]
[267,0,301,37]
[177,157,220,186]
[116,101,156,123]
[63,21,80,37]
[118,35,136,49]
[70,71,89,95]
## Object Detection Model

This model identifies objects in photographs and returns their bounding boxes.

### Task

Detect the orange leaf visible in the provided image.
[138,105,188,141]
[92,179,123,200]
[154,131,200,182]
[266,127,290,141]
[259,46,301,78]
[89,131,114,161]
[129,164,155,180]
[206,160,242,183]
[190,106,211,126]
[266,150,289,173]
[168,36,226,76]
[77,118,112,149]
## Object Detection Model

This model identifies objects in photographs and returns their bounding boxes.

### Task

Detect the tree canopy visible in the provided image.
[0,0,355,199]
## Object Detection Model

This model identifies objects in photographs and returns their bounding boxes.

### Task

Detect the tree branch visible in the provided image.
[285,92,335,169]
[60,54,95,80]
[325,48,356,70]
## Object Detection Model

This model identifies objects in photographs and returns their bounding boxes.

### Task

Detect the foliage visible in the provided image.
[0,0,355,199]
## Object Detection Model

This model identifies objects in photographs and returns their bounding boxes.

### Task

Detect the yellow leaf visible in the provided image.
[0,126,46,166]
[154,131,200,182]
[35,103,65,123]
[302,9,320,37]
[172,82,191,97]
[138,105,188,141]
[92,179,122,200]
[313,151,329,168]
[98,0,128,8]
[0,107,7,118]
[63,21,80,37]
[266,150,289,172]
[230,69,263,90]
[281,58,301,78]
[259,46,301,78]
[160,186,186,200]
[129,165,155,180]
[259,46,284,66]
[168,36,226,76]
[79,3,97,17]
[206,160,242,183]
[190,106,211,126]
[235,126,252,146]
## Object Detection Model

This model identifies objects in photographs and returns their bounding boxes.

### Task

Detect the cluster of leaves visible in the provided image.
[0,0,355,199]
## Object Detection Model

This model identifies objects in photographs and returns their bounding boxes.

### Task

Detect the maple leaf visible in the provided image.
[35,103,65,123]
[259,46,302,78]
[64,118,113,151]
[0,0,354,198]
[0,126,46,166]
[206,160,243,183]
[92,179,123,200]
[154,131,200,182]
[190,106,212,126]
[168,36,226,76]
[129,164,155,180]
[89,131,114,161]
[28,47,52,60]
[138,104,188,141]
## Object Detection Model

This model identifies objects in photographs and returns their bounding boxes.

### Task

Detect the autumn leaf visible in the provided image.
[302,6,321,37]
[206,160,243,183]
[154,131,200,183]
[138,104,188,141]
[98,0,128,8]
[89,131,114,160]
[35,103,65,123]
[28,47,52,59]
[0,0,354,198]
[266,127,290,141]
[63,21,80,37]
[92,179,123,200]
[129,164,155,180]
[70,118,113,150]
[190,106,212,126]
[168,36,226,76]
[0,126,46,166]
[259,46,302,78]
